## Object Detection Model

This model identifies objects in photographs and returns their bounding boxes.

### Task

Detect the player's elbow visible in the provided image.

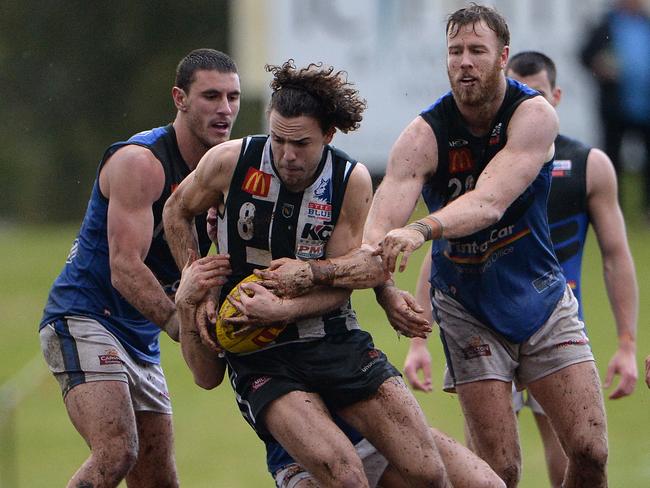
[162,195,180,231]
[194,375,222,390]
[109,254,136,292]
[193,368,225,390]
[478,200,505,228]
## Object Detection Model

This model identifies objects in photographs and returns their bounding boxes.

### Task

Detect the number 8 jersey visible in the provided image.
[216,135,362,351]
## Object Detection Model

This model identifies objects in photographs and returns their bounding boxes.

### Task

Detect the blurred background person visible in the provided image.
[581,0,650,219]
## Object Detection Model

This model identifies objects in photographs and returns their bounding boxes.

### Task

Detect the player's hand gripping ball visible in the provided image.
[215,274,286,353]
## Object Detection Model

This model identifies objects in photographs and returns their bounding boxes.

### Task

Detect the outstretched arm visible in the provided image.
[587,148,638,399]
[377,96,558,273]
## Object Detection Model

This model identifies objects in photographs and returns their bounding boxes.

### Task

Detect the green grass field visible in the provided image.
[2,183,649,487]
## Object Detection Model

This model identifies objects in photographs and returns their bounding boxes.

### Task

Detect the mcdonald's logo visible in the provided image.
[449,148,474,174]
[242,167,271,197]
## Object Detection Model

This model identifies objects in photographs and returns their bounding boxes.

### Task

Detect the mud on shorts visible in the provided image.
[226,329,401,441]
[435,286,594,392]
[39,316,172,414]
[273,438,388,488]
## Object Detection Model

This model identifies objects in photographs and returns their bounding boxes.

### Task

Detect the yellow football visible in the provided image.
[215,273,286,353]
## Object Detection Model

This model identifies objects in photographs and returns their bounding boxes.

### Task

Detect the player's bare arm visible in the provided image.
[379,96,558,273]
[100,145,180,340]
[364,116,438,247]
[163,139,242,268]
[175,250,230,389]
[586,147,639,399]
[224,282,351,330]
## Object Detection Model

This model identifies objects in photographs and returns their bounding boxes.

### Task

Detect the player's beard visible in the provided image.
[449,56,503,107]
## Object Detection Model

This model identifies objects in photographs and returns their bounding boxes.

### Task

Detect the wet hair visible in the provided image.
[507,51,557,89]
[446,3,510,48]
[175,48,238,92]
[265,60,366,134]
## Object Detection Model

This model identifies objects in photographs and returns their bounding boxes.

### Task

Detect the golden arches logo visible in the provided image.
[242,167,271,197]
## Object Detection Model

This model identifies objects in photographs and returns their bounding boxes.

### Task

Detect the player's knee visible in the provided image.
[474,473,507,488]
[495,462,521,488]
[567,439,608,475]
[94,431,139,479]
[318,454,368,488]
[405,460,449,488]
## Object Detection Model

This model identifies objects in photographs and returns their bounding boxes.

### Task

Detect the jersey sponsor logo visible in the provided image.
[281,203,294,218]
[296,242,326,259]
[313,177,331,202]
[449,147,474,174]
[462,337,491,359]
[532,271,560,293]
[489,122,503,146]
[449,138,469,148]
[308,201,332,221]
[242,167,271,197]
[98,348,123,365]
[446,225,530,264]
[552,159,572,178]
[301,223,333,240]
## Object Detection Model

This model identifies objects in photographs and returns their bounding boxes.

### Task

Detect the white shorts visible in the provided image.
[437,286,594,392]
[40,316,172,414]
[273,439,388,488]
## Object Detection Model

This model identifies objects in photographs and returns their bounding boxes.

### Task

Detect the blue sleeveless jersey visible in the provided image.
[420,79,566,343]
[40,125,211,363]
[547,134,591,319]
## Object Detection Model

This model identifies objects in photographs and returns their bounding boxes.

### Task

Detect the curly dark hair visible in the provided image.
[265,60,366,134]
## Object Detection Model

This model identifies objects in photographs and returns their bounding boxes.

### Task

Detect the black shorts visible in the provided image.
[226,329,400,441]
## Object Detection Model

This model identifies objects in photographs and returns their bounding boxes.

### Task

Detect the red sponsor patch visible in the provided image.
[99,348,123,365]
[251,376,272,391]
[368,349,380,359]
[449,148,474,174]
[242,167,271,197]
[556,338,590,349]
[462,343,491,359]
[308,201,332,221]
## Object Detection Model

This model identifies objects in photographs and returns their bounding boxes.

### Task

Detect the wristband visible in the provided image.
[309,259,336,286]
[422,215,444,240]
[406,216,444,241]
